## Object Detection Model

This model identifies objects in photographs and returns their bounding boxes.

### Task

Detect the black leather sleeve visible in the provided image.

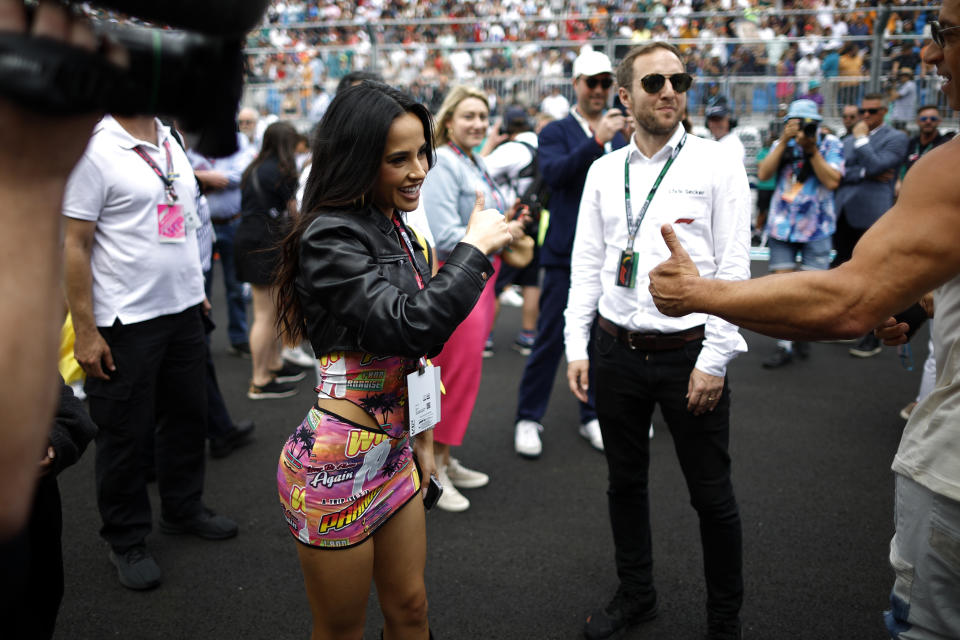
[299,215,493,358]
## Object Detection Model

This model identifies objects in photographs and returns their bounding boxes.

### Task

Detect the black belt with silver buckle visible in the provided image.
[598,316,705,352]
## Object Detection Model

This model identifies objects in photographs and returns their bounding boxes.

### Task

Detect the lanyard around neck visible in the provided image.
[132,139,178,202]
[391,215,425,290]
[447,142,505,212]
[623,132,686,252]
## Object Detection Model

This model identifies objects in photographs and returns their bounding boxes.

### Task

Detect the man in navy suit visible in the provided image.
[834,93,908,357]
[512,49,629,458]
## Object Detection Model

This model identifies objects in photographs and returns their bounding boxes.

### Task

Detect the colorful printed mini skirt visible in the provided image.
[277,405,419,548]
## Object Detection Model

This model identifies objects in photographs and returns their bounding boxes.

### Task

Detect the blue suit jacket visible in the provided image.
[835,125,908,229]
[538,114,627,268]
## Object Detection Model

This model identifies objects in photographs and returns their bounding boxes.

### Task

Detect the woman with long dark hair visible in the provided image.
[235,120,305,399]
[274,82,516,638]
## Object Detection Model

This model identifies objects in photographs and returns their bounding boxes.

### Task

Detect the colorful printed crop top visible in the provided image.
[315,351,418,439]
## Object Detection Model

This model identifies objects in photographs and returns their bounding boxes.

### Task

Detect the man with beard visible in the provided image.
[565,42,751,640]
[512,49,628,458]
[648,11,960,637]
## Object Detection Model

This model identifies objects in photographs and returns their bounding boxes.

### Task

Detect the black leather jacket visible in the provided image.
[297,206,494,359]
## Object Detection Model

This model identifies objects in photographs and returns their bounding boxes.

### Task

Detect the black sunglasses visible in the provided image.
[640,73,693,94]
[584,76,614,90]
[918,115,941,123]
[931,20,960,49]
[859,107,882,115]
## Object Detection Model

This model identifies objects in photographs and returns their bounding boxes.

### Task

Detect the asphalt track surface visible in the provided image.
[53,262,918,640]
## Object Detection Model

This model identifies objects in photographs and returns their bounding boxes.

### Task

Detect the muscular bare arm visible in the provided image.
[649,139,960,341]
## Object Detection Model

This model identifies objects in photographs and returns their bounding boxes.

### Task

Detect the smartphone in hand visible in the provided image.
[423,474,443,510]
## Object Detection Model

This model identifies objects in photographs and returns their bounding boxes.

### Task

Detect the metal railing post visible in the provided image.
[868,5,890,93]
[367,23,379,73]
[605,15,616,63]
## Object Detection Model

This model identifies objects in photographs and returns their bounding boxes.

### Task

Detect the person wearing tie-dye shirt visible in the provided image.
[757,99,844,369]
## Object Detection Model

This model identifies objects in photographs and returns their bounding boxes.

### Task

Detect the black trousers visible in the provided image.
[516,266,596,425]
[593,324,743,620]
[86,306,207,552]
[203,268,239,440]
[0,475,64,640]
[831,210,866,268]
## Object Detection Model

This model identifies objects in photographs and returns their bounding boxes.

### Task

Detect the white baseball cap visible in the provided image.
[573,50,614,79]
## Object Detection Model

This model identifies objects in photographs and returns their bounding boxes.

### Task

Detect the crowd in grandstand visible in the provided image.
[243,0,937,120]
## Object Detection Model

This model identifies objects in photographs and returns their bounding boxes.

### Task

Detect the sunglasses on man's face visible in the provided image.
[918,115,941,123]
[931,20,960,49]
[584,76,614,90]
[640,73,693,94]
[859,107,882,115]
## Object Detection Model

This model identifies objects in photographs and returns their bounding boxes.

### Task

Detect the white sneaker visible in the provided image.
[282,345,315,368]
[498,286,524,308]
[435,464,470,512]
[579,419,604,451]
[446,457,489,489]
[515,420,543,458]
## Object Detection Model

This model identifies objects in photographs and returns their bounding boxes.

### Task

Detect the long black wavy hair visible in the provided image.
[241,120,300,192]
[275,81,435,345]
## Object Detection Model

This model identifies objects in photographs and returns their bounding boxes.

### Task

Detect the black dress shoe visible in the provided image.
[761,346,793,369]
[227,342,251,359]
[210,419,255,458]
[793,341,810,360]
[584,587,657,640]
[159,507,238,540]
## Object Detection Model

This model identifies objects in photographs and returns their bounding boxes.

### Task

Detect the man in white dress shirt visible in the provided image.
[705,103,746,164]
[564,42,751,640]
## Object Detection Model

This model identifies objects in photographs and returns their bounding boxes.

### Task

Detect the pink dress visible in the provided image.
[430,256,501,447]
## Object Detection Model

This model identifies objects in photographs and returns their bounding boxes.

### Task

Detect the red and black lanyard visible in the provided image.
[392,215,425,290]
[132,139,178,203]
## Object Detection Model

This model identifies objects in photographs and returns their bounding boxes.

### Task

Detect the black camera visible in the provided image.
[0,0,270,156]
[802,120,819,138]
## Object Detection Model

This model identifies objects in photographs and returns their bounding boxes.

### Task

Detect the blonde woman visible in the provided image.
[421,85,525,511]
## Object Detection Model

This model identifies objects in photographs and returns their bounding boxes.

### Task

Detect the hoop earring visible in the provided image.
[354,193,366,209]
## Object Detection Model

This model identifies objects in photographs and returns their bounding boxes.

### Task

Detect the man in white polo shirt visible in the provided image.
[63,115,237,591]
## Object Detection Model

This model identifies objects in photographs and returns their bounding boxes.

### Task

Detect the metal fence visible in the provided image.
[243,73,952,130]
[241,4,945,126]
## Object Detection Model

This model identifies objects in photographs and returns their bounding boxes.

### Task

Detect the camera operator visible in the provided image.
[0,0,124,540]
[756,99,843,368]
